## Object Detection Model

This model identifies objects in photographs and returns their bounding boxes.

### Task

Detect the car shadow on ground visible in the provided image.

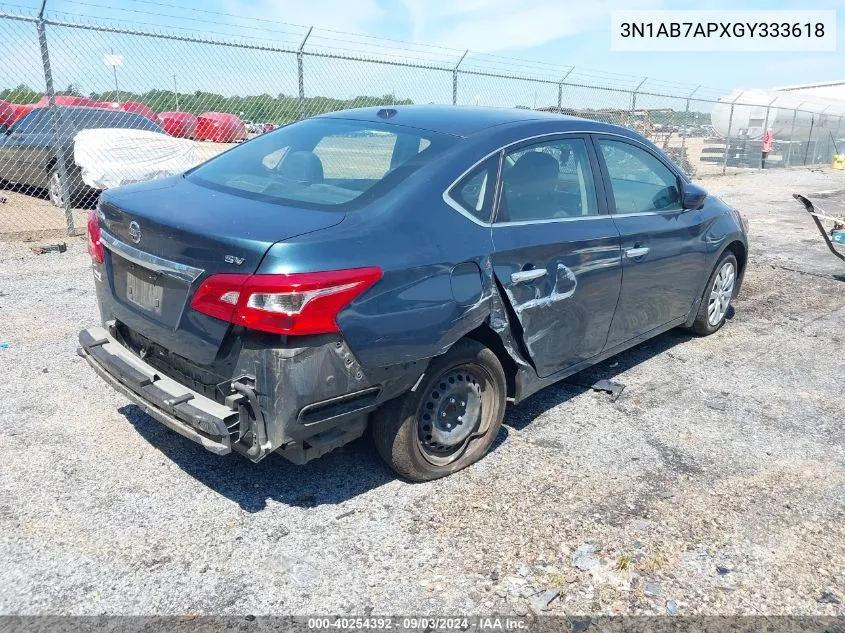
[118,325,699,512]
[0,181,98,209]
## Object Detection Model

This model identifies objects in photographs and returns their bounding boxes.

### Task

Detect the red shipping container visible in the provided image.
[158,111,198,138]
[196,112,247,143]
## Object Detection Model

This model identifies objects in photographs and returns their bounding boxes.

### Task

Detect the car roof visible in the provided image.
[317,105,603,138]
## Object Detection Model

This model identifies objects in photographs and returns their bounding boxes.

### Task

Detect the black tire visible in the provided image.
[691,251,739,336]
[371,339,506,482]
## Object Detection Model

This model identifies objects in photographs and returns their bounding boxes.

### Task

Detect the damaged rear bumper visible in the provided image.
[78,326,244,455]
[79,324,426,465]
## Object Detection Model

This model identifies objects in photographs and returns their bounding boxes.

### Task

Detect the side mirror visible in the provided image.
[682,182,707,209]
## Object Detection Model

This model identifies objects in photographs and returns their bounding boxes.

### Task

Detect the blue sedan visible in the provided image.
[78,105,748,481]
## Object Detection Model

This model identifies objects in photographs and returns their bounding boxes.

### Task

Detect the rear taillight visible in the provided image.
[87,210,104,264]
[191,267,382,336]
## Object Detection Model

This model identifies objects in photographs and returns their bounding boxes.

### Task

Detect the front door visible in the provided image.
[594,136,708,348]
[491,135,623,378]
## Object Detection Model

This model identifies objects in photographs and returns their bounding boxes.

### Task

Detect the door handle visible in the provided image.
[511,268,547,284]
[625,246,650,258]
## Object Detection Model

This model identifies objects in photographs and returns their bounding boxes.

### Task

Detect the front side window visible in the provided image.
[498,137,598,222]
[598,139,681,214]
[188,118,455,209]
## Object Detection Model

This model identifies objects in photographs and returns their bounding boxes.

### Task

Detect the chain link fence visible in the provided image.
[1,6,844,240]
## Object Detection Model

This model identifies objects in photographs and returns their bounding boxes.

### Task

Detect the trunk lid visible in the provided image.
[98,175,344,366]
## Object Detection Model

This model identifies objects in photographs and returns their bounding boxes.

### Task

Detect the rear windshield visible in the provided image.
[187,117,457,209]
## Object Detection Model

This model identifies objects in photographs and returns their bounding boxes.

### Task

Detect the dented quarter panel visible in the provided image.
[231,333,426,449]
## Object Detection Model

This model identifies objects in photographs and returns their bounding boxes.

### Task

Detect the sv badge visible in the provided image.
[224,255,245,266]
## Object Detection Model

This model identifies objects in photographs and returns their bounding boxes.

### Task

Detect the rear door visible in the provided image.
[594,136,708,348]
[490,135,623,378]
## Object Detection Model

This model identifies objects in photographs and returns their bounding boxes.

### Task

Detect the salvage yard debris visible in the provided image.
[29,242,67,255]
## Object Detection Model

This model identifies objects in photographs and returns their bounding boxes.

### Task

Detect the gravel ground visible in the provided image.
[0,167,843,617]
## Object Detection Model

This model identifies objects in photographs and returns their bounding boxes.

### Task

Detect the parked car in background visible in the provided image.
[0,105,166,206]
[196,112,247,143]
[78,106,747,481]
[158,111,198,139]
[0,100,14,128]
[98,101,160,123]
[9,103,36,123]
[261,122,276,133]
[36,95,99,108]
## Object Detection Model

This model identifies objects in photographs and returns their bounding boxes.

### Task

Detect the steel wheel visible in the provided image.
[372,339,506,481]
[416,366,492,467]
[707,260,735,326]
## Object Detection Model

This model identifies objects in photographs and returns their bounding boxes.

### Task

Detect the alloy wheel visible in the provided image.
[707,261,736,326]
[49,172,64,207]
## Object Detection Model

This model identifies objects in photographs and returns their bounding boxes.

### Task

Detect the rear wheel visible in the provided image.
[48,169,70,208]
[48,168,95,208]
[691,251,738,336]
[371,339,506,481]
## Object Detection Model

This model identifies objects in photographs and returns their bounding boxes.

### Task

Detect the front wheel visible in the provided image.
[691,251,738,336]
[371,339,506,481]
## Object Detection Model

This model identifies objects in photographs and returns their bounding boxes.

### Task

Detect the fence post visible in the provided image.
[630,77,647,125]
[452,50,468,106]
[35,1,75,235]
[785,103,803,166]
[803,113,815,165]
[297,26,312,120]
[557,67,574,111]
[680,85,700,171]
[817,105,830,163]
[721,91,743,175]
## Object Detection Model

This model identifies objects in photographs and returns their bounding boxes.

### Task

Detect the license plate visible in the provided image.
[125,271,164,314]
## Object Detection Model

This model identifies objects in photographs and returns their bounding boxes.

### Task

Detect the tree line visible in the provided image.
[0,84,412,124]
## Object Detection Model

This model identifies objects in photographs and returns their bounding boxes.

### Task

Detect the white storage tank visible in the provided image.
[711,89,845,140]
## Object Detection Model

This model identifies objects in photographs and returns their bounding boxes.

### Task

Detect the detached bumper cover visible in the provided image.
[78,326,239,455]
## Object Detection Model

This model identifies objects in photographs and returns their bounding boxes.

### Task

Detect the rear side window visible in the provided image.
[598,140,681,213]
[448,156,499,223]
[188,118,455,209]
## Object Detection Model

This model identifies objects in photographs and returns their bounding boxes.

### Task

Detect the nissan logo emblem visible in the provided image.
[128,221,141,244]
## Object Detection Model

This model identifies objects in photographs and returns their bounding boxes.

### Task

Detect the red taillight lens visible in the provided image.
[87,210,104,264]
[190,267,382,336]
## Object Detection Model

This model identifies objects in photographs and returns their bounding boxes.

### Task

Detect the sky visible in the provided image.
[2,0,843,106]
